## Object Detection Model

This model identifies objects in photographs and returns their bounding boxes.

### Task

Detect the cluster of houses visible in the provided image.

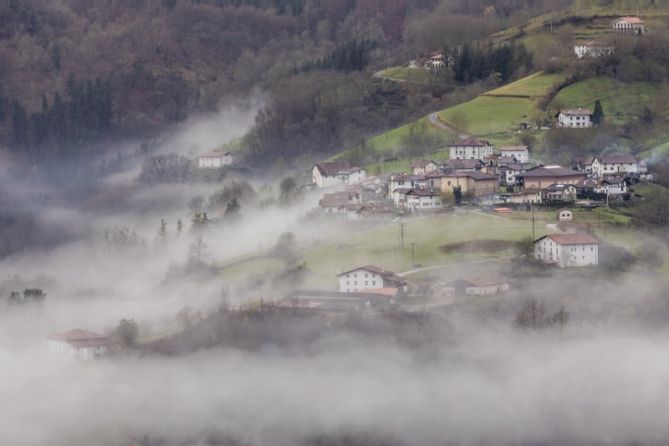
[573,15,645,59]
[313,136,648,219]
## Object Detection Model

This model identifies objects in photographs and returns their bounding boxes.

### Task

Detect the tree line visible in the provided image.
[297,39,378,73]
[9,76,112,160]
[450,41,533,84]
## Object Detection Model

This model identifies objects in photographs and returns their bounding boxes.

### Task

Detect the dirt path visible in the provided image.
[427,112,469,139]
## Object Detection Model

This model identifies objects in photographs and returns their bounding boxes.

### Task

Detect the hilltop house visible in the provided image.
[197,151,234,169]
[312,162,367,188]
[574,40,614,59]
[613,16,646,34]
[337,266,407,294]
[557,108,593,128]
[449,137,494,160]
[517,165,585,190]
[533,233,599,268]
[497,145,529,163]
[411,160,439,175]
[436,171,498,198]
[48,328,111,359]
[591,154,639,177]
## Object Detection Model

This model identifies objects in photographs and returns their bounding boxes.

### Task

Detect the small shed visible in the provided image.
[557,208,573,222]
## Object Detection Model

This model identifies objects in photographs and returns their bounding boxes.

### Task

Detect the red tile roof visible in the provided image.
[48,329,110,347]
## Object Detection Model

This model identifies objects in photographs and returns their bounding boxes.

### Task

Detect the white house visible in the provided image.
[312,162,368,188]
[48,328,111,359]
[574,40,614,59]
[533,233,599,268]
[424,53,445,71]
[389,174,429,193]
[197,151,234,169]
[613,16,646,34]
[337,266,407,293]
[395,188,442,211]
[498,146,529,163]
[411,160,439,175]
[592,154,639,177]
[449,137,494,160]
[542,184,578,203]
[557,208,573,222]
[557,108,593,128]
[599,175,629,196]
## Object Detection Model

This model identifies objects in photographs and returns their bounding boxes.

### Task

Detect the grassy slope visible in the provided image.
[551,77,660,125]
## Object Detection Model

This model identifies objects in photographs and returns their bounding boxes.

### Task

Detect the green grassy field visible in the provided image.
[377,67,448,85]
[551,77,660,124]
[438,96,532,135]
[484,72,565,98]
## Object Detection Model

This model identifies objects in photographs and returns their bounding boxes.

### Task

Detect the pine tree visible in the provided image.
[592,99,604,125]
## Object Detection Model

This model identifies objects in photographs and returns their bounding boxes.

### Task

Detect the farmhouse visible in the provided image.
[449,137,494,160]
[312,162,368,188]
[517,165,585,190]
[557,108,593,128]
[613,16,645,34]
[533,233,599,268]
[557,208,573,222]
[337,266,407,293]
[48,328,111,359]
[197,151,234,169]
[592,154,639,177]
[437,171,498,197]
[574,40,614,59]
[411,159,439,175]
[497,145,529,163]
[424,52,445,70]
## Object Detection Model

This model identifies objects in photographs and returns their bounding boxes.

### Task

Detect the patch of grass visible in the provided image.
[439,96,533,135]
[378,67,447,85]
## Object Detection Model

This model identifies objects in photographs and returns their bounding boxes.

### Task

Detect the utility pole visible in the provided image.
[400,222,404,249]
[411,242,416,266]
[531,204,535,240]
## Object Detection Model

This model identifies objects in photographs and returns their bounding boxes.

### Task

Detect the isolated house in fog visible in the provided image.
[337,266,407,294]
[48,328,111,359]
[533,233,599,268]
[197,151,234,169]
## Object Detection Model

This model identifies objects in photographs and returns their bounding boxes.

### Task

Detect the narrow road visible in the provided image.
[427,112,469,139]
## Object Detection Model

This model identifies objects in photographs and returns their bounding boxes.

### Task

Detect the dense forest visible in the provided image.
[0,0,569,164]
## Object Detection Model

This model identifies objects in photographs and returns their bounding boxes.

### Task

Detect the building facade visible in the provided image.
[534,234,599,268]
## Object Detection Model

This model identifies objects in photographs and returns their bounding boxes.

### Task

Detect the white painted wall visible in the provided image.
[534,238,599,268]
[339,269,384,292]
[449,144,494,160]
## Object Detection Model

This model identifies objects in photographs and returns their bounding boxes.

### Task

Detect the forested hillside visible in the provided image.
[0,0,569,164]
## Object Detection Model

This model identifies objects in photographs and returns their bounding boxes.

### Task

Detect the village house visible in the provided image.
[497,145,529,163]
[613,16,646,34]
[449,137,494,160]
[591,154,639,177]
[411,159,439,175]
[354,201,397,220]
[517,165,586,190]
[499,162,536,186]
[577,176,629,198]
[557,108,593,128]
[389,173,429,192]
[542,184,578,203]
[534,233,599,268]
[197,151,235,169]
[557,208,573,222]
[437,171,498,198]
[574,40,614,59]
[393,188,443,211]
[319,190,361,214]
[337,266,408,294]
[312,162,368,188]
[439,158,483,172]
[500,188,542,204]
[48,328,111,359]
